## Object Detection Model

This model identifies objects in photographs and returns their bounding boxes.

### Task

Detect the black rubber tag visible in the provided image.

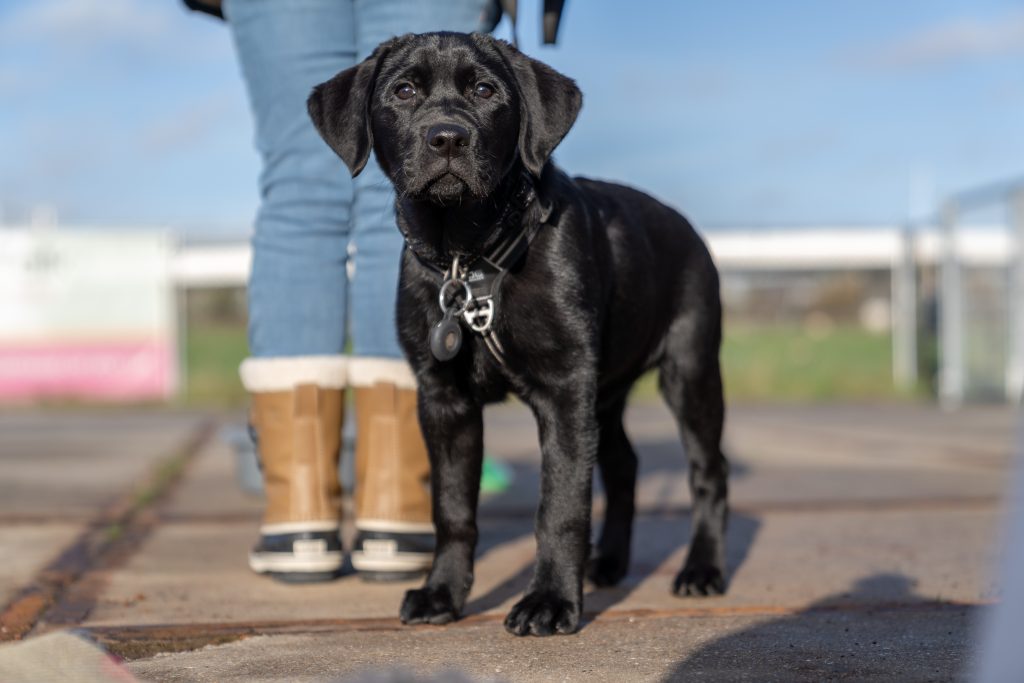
[429,310,462,361]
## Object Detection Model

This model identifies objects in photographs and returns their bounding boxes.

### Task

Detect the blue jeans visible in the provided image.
[225,0,494,359]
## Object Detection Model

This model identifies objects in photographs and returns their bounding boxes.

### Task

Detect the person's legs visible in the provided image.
[346,0,495,578]
[229,0,356,359]
[225,0,356,581]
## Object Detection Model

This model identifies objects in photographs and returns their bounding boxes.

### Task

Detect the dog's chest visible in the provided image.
[464,340,511,401]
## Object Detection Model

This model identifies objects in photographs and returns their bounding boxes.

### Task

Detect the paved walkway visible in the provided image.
[0,402,1016,682]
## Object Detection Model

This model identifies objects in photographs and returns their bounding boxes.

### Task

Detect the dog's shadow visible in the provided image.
[464,433,760,624]
[581,509,760,623]
[662,573,963,681]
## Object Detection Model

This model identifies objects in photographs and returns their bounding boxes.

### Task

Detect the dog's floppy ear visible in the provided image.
[307,42,393,177]
[495,41,582,177]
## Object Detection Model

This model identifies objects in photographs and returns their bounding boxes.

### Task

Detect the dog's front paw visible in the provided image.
[400,586,460,625]
[504,591,581,636]
[672,562,726,597]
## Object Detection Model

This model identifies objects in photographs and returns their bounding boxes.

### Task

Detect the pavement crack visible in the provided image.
[0,419,218,642]
[81,598,988,662]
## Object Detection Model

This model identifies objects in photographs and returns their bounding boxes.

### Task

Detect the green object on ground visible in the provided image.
[480,455,513,495]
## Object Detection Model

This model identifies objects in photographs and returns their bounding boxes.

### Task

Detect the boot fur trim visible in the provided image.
[347,357,417,390]
[240,356,347,391]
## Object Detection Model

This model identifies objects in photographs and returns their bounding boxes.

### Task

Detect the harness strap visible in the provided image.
[409,173,549,367]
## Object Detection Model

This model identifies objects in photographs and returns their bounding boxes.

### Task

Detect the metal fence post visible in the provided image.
[939,201,964,408]
[1007,190,1024,403]
[892,227,918,391]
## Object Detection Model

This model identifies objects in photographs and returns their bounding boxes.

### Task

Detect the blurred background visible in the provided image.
[1,0,1022,408]
[1,2,1023,678]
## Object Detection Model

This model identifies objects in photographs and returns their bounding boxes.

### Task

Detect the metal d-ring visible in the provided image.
[464,298,495,332]
[438,278,472,316]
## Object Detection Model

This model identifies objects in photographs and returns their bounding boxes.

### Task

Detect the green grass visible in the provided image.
[183,323,918,406]
[720,324,912,402]
[182,324,249,407]
[633,324,917,403]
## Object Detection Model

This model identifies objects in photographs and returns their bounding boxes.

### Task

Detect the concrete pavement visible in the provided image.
[0,402,1016,682]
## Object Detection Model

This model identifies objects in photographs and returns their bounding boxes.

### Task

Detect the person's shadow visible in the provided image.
[662,573,977,682]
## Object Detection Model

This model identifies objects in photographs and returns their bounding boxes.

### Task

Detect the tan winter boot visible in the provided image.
[240,356,347,582]
[348,357,434,580]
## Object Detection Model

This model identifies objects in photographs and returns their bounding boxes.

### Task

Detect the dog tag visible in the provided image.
[429,309,463,361]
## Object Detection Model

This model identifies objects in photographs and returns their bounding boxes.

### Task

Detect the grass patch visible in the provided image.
[721,324,909,402]
[633,324,917,403]
[183,323,918,406]
[182,324,248,407]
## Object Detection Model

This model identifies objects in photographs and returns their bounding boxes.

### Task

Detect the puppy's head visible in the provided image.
[308,32,582,205]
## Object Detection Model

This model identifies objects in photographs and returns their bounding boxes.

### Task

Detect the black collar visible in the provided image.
[403,170,549,280]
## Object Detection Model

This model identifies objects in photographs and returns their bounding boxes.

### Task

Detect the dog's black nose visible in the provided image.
[426,123,470,157]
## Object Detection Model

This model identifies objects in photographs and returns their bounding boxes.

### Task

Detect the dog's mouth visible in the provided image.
[422,171,470,204]
[403,156,494,205]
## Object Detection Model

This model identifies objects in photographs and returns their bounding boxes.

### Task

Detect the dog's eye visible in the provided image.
[395,83,417,100]
[474,83,495,99]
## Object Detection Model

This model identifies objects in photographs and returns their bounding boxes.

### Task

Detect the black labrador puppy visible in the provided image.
[308,32,728,637]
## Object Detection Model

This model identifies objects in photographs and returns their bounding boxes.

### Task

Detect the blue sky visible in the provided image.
[0,0,1022,235]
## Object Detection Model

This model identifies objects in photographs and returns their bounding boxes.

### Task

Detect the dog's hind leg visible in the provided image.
[658,308,729,597]
[586,396,637,587]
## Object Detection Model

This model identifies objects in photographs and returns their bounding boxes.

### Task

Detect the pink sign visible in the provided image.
[0,230,178,403]
[0,340,176,401]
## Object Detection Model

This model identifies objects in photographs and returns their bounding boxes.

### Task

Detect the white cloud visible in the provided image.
[851,10,1024,69]
[1,0,169,46]
[0,0,229,60]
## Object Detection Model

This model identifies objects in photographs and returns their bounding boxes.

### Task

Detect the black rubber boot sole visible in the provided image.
[357,568,427,583]
[266,568,345,584]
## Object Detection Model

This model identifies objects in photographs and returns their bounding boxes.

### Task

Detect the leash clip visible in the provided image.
[433,246,508,366]
[463,298,495,333]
